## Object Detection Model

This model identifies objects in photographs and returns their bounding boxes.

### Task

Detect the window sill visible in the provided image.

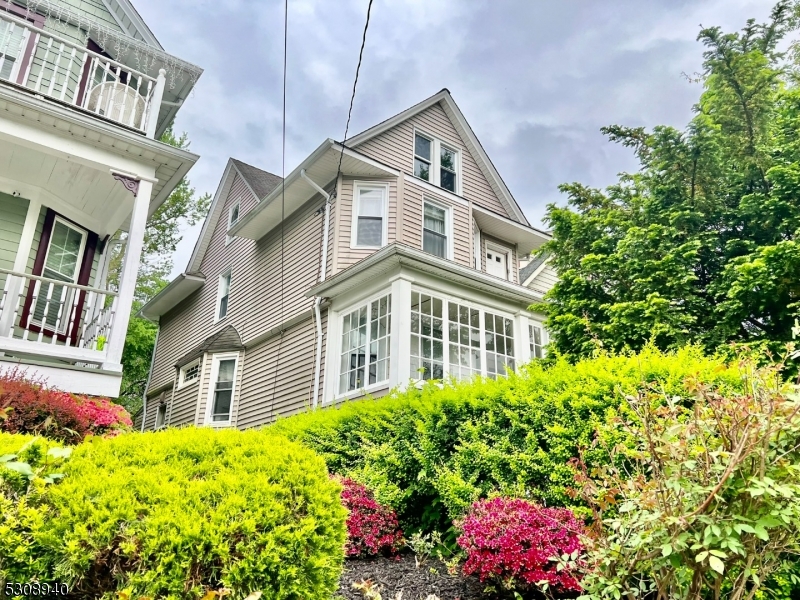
[410,174,459,197]
[204,420,233,428]
[177,379,199,390]
[331,380,390,404]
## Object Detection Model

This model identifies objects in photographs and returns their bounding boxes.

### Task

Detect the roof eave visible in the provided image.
[138,273,205,321]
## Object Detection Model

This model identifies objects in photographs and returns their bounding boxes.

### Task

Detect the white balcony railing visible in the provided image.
[0,268,118,365]
[0,11,165,136]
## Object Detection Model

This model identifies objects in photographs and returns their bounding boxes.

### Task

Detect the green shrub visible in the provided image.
[272,346,742,535]
[4,428,347,600]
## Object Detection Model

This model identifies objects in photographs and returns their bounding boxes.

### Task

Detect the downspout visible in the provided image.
[301,169,330,409]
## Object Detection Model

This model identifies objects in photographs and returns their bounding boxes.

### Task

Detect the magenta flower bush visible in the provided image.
[456,497,584,593]
[338,476,404,557]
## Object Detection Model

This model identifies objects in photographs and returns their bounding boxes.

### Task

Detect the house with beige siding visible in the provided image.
[0,0,201,396]
[138,89,552,430]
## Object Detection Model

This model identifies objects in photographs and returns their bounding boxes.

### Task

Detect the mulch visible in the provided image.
[335,553,486,600]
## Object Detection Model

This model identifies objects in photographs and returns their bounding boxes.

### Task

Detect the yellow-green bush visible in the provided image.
[3,428,346,600]
[272,346,742,535]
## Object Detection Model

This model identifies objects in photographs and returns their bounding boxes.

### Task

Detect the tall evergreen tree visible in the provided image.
[541,1,800,359]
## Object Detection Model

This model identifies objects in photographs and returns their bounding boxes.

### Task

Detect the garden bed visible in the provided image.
[336,554,485,600]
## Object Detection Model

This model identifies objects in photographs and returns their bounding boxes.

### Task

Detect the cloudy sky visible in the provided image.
[132,0,775,278]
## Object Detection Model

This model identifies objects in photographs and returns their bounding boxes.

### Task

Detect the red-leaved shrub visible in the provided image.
[337,476,404,557]
[457,497,584,593]
[0,369,131,442]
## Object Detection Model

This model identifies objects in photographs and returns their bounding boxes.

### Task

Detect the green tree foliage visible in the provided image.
[541,2,800,359]
[272,347,740,538]
[0,428,346,600]
[109,128,210,414]
[574,361,800,600]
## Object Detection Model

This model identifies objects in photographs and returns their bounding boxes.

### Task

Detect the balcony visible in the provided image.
[0,268,118,366]
[0,9,171,137]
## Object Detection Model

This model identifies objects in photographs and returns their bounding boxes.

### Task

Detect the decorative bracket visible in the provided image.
[112,172,140,197]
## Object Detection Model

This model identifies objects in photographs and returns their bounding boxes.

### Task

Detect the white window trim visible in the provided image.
[413,128,462,195]
[215,269,231,322]
[409,286,517,383]
[350,181,390,250]
[225,201,241,245]
[421,198,454,261]
[485,241,512,281]
[178,359,201,389]
[331,287,393,402]
[204,352,239,427]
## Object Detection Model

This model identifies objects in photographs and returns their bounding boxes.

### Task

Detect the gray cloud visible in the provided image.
[129,0,776,276]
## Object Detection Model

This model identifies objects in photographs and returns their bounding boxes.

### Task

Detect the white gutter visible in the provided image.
[301,169,331,410]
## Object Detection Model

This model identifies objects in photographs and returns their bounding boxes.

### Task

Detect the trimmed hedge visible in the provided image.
[272,346,742,534]
[2,428,347,600]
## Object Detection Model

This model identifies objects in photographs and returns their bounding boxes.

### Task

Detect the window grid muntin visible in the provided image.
[485,311,515,378]
[181,361,200,386]
[409,289,516,382]
[339,294,392,394]
[410,291,444,380]
[447,301,481,380]
[530,324,544,359]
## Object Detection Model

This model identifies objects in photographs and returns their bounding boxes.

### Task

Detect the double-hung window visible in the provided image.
[339,294,392,394]
[413,132,460,194]
[422,202,449,259]
[208,355,237,424]
[155,403,167,429]
[352,183,388,248]
[216,270,231,321]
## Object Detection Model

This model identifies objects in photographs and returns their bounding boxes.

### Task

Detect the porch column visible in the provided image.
[102,177,153,369]
[0,198,41,338]
[389,276,412,389]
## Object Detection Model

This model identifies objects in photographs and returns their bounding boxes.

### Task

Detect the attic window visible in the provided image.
[413,131,460,194]
[228,202,240,228]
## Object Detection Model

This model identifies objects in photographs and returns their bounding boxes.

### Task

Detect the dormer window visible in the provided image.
[413,132,460,194]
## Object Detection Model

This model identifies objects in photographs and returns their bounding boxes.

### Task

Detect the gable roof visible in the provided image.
[231,158,284,200]
[187,158,282,274]
[520,253,548,284]
[175,325,244,369]
[347,89,530,226]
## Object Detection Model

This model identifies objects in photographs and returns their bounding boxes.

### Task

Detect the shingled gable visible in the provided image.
[346,89,530,226]
[175,325,244,369]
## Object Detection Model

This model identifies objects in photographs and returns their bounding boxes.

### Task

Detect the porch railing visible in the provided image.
[0,10,164,136]
[0,268,118,364]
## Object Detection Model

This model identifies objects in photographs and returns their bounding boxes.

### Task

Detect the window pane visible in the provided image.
[423,230,446,258]
[424,203,446,234]
[219,294,228,319]
[339,294,391,393]
[414,158,430,181]
[212,389,232,421]
[415,134,431,160]
[357,217,383,246]
[440,146,456,171]
[359,189,384,217]
[46,221,83,280]
[218,359,235,382]
[441,169,455,192]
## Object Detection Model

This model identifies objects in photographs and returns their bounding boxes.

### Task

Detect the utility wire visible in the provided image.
[269,0,289,424]
[333,0,375,194]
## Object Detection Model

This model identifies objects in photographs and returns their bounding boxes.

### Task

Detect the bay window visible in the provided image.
[339,293,392,394]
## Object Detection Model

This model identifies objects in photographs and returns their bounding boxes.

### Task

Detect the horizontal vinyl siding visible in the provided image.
[333,177,397,275]
[237,316,318,428]
[356,102,511,217]
[527,263,558,296]
[402,179,471,267]
[169,380,200,427]
[0,194,27,292]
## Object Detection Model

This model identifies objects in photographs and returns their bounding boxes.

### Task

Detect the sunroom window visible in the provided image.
[485,312,515,378]
[448,302,481,380]
[410,292,444,380]
[422,202,448,258]
[339,294,391,394]
[530,324,544,359]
